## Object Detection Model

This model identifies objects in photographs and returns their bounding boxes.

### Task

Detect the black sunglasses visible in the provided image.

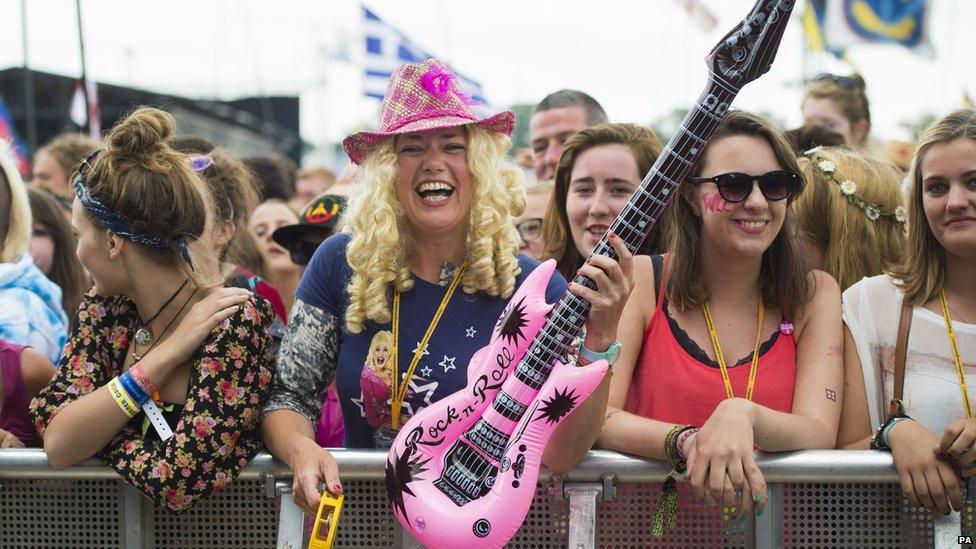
[811,73,863,90]
[690,170,798,203]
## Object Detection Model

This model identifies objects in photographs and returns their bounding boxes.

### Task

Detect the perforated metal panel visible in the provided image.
[0,479,122,547]
[596,482,751,548]
[333,479,401,547]
[152,479,278,548]
[506,482,567,548]
[0,476,951,547]
[782,482,934,548]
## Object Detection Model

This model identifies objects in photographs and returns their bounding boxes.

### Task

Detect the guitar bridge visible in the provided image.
[434,441,498,506]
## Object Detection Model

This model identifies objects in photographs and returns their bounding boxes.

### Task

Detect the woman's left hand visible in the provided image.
[938,418,976,469]
[686,398,767,513]
[569,232,635,351]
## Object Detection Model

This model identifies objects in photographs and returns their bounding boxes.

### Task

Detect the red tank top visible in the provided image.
[624,256,797,425]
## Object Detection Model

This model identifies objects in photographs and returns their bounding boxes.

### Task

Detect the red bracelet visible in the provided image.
[129,363,159,396]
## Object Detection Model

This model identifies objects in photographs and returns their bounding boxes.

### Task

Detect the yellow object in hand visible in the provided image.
[308,492,344,549]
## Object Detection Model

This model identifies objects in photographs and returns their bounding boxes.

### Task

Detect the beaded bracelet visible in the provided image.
[107,377,140,419]
[663,424,696,472]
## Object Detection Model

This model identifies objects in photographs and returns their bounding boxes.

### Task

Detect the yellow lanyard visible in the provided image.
[702,295,765,401]
[939,289,973,420]
[390,260,467,430]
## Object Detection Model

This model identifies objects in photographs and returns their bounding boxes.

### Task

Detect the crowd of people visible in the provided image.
[0,58,973,535]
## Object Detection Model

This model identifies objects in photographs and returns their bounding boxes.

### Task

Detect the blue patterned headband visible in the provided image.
[72,151,212,269]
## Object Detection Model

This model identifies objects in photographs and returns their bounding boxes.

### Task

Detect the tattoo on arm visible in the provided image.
[825,388,837,402]
[263,299,341,423]
[605,410,621,421]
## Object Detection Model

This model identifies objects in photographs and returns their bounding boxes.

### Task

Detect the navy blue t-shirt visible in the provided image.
[297,234,567,448]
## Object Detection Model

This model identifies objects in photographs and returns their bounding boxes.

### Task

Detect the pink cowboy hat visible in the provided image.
[343,58,515,164]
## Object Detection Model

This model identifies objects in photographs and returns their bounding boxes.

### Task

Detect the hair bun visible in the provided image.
[106,107,175,157]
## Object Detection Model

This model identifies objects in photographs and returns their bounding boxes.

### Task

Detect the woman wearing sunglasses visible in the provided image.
[541,123,664,281]
[839,109,976,515]
[802,73,872,149]
[596,110,843,530]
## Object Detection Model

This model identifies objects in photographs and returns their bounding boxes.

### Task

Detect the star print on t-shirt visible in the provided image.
[465,326,476,338]
[439,355,456,373]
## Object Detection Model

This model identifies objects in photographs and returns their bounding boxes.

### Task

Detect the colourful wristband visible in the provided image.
[108,377,140,419]
[119,371,149,406]
[129,363,158,396]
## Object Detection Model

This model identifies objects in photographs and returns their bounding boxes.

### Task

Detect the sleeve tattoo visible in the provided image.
[262,299,341,424]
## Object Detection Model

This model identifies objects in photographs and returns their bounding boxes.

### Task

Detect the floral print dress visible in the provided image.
[29,289,275,512]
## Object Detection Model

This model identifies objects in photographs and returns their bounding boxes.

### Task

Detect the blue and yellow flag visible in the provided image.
[804,0,930,56]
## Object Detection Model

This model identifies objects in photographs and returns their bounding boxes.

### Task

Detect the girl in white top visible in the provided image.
[839,109,976,515]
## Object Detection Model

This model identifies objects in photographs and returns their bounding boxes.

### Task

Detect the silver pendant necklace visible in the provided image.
[135,280,189,349]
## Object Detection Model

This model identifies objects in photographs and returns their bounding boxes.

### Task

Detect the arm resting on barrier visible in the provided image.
[31,295,275,511]
[261,298,342,515]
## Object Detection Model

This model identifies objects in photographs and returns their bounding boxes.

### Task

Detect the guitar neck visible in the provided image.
[542,79,738,356]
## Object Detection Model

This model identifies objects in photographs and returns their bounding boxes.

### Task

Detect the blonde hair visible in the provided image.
[795,147,906,290]
[0,146,31,262]
[83,107,219,287]
[891,108,976,305]
[341,125,525,333]
[524,178,554,196]
[366,331,394,377]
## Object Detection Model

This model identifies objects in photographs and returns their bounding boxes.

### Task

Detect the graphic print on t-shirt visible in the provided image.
[355,330,440,447]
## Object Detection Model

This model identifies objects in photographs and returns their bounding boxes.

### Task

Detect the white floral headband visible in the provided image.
[805,147,906,225]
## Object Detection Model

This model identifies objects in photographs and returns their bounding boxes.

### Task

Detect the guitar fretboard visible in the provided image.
[516,81,737,386]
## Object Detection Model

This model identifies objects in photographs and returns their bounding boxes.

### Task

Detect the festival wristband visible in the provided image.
[108,377,140,419]
[129,363,158,396]
[119,371,150,406]
[142,400,173,441]
[881,417,913,449]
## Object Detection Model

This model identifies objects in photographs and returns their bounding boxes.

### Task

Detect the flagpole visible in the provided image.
[20,0,37,155]
[75,0,91,134]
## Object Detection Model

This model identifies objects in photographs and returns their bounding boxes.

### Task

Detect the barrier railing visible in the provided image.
[1,448,973,548]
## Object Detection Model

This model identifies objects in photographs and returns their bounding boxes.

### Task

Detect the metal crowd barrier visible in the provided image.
[1,448,974,548]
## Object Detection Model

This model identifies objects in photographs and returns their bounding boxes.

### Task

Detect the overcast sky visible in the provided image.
[2,0,974,165]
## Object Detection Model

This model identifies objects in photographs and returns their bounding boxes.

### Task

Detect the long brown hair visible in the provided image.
[27,189,90,319]
[666,110,811,320]
[80,107,214,286]
[890,108,976,305]
[542,123,663,280]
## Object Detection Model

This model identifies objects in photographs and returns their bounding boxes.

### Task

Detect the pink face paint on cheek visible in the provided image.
[701,191,734,213]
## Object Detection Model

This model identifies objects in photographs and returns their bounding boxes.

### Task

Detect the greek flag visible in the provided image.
[362,6,491,110]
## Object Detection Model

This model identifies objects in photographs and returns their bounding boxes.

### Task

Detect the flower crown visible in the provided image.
[805,147,906,224]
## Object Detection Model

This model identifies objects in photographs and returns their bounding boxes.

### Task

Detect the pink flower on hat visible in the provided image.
[420,66,455,99]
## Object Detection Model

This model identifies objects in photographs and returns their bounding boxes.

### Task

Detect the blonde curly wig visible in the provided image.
[341,125,526,333]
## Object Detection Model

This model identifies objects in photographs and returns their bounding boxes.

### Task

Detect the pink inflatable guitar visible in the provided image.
[386,1,796,546]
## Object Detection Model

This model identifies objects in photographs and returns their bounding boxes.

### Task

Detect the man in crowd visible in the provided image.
[291,167,335,211]
[529,89,607,180]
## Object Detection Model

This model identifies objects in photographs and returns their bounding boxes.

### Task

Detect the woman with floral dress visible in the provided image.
[30,107,275,512]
